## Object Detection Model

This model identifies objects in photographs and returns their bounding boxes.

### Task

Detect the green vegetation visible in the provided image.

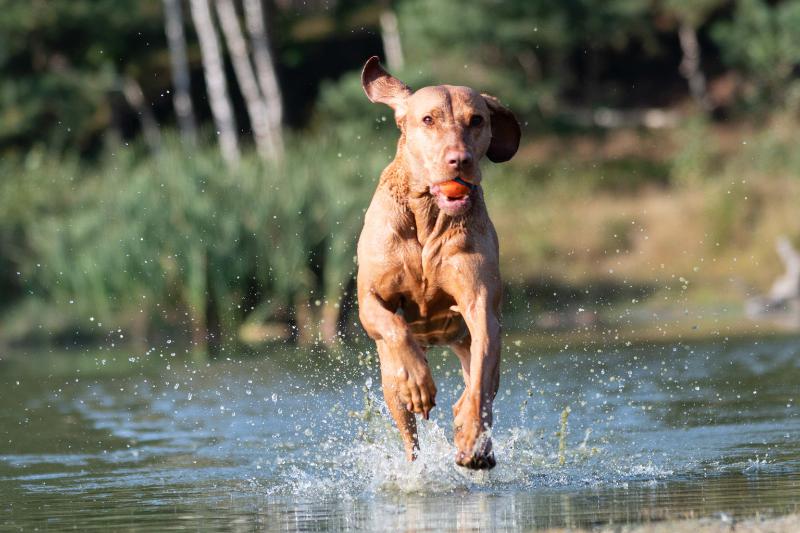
[2,130,391,350]
[2,0,800,352]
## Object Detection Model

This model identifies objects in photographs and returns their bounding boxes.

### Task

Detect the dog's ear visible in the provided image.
[482,94,521,163]
[361,56,412,119]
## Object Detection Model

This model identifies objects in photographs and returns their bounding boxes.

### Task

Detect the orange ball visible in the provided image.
[438,179,471,198]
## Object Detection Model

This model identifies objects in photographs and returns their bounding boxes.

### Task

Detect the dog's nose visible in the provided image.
[446,150,472,170]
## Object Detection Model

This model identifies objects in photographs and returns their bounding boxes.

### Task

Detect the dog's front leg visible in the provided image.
[453,294,501,469]
[375,339,423,460]
[359,292,437,459]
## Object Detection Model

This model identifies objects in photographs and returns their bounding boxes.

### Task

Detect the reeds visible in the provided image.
[12,129,389,353]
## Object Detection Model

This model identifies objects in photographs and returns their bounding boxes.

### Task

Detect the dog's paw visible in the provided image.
[453,396,495,469]
[392,364,437,419]
[456,448,496,470]
[454,424,495,470]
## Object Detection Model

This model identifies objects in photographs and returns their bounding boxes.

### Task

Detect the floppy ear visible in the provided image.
[361,56,412,119]
[482,94,521,163]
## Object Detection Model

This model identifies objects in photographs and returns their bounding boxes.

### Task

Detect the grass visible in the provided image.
[2,112,799,350]
[488,114,800,335]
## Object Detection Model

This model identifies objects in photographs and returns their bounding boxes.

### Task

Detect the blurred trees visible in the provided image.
[0,0,165,154]
[2,0,800,352]
[5,0,800,156]
[189,0,241,164]
[163,0,198,144]
[396,0,654,114]
[214,0,282,160]
[659,0,726,111]
[712,0,800,106]
[242,0,285,156]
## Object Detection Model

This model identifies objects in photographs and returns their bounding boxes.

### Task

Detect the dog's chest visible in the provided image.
[389,235,453,315]
[389,241,466,345]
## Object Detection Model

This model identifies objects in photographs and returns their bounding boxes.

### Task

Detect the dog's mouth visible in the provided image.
[430,177,477,215]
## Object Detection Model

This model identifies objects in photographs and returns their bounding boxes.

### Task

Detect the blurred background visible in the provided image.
[2,0,800,356]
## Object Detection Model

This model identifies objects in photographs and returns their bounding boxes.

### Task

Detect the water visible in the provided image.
[1,336,799,531]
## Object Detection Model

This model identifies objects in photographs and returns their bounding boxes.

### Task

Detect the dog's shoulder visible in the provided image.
[378,159,410,205]
[359,167,415,249]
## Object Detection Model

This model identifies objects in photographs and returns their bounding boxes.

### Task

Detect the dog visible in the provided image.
[356,56,520,469]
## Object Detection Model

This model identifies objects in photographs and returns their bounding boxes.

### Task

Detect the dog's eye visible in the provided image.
[469,115,484,127]
[422,115,433,126]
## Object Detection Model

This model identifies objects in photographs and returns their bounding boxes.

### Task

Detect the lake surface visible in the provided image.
[1,335,799,531]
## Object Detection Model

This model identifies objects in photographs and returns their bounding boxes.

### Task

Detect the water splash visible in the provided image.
[258,390,674,500]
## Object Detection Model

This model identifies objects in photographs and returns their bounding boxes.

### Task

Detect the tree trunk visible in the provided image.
[678,21,712,112]
[379,7,404,72]
[215,0,279,160]
[188,0,240,165]
[120,75,162,153]
[163,0,198,145]
[769,237,800,303]
[242,0,284,157]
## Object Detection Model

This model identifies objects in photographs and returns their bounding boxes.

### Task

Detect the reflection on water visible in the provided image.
[1,336,799,530]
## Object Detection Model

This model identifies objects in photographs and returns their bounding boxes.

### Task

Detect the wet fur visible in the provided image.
[356,57,520,469]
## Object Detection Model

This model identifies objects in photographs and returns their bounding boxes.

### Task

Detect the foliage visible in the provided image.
[396,0,653,114]
[659,0,725,28]
[0,150,81,311]
[9,130,387,348]
[712,0,800,106]
[0,0,165,154]
[4,0,800,348]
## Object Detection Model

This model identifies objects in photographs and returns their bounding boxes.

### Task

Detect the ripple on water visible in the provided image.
[1,337,799,530]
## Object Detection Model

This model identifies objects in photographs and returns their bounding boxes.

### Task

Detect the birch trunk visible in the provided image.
[121,75,162,153]
[678,21,712,112]
[242,0,284,157]
[215,0,278,160]
[188,0,240,165]
[379,8,404,71]
[163,0,198,145]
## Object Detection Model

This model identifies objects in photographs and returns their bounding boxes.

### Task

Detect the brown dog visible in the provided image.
[356,57,520,469]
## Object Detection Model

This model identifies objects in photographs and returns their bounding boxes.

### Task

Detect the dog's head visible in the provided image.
[362,56,520,216]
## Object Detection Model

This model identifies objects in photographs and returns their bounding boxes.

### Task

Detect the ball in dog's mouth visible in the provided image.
[430,178,475,215]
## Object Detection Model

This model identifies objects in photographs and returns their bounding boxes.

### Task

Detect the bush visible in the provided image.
[712,0,800,108]
[10,129,389,351]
